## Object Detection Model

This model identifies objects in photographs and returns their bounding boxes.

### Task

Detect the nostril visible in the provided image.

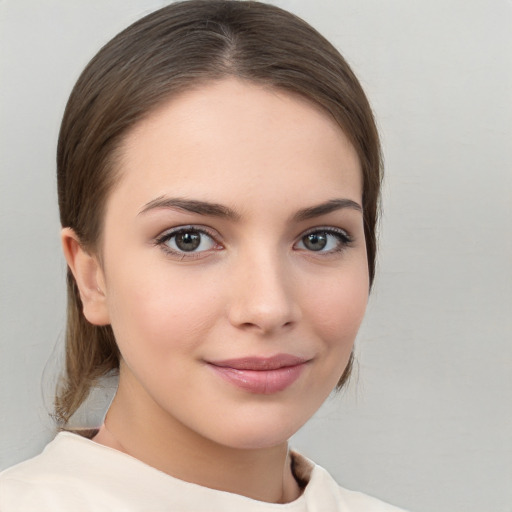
[233,317,296,334]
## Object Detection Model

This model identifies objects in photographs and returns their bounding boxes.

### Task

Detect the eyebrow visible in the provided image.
[293,198,362,221]
[139,196,241,220]
[139,196,362,221]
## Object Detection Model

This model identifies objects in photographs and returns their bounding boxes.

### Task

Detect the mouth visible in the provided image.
[206,354,309,394]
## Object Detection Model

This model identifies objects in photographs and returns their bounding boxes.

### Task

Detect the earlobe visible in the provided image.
[61,227,110,326]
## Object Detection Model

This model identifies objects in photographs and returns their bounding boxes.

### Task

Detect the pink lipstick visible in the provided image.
[207,354,308,394]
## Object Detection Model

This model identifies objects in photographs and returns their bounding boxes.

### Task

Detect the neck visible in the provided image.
[93,375,301,503]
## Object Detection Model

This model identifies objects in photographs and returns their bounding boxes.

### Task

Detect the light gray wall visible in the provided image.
[1,1,511,511]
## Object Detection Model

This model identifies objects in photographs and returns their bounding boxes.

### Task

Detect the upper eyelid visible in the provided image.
[153,224,353,247]
[301,225,348,234]
[298,225,352,239]
[155,224,220,241]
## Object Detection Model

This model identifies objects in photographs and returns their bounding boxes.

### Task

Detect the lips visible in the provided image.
[207,354,309,394]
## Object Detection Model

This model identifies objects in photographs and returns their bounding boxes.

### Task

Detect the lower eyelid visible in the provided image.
[294,229,353,253]
[154,226,353,257]
[153,226,222,257]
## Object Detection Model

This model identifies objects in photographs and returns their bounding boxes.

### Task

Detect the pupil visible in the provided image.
[176,231,201,251]
[304,233,327,251]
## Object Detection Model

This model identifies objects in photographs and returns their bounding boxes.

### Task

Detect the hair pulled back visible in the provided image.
[56,0,382,426]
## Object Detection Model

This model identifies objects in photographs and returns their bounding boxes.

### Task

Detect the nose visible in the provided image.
[227,249,301,335]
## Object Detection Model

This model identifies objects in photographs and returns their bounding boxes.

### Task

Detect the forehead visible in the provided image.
[110,78,362,215]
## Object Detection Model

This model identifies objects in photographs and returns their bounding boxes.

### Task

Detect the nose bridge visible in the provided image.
[227,240,299,333]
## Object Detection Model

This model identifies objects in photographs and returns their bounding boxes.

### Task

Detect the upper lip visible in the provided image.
[207,354,309,371]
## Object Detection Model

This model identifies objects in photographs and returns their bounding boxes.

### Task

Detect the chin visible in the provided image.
[216,428,297,451]
[201,405,313,451]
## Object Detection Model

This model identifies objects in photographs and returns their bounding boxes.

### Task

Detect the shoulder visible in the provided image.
[0,431,97,481]
[0,432,121,510]
[335,486,408,512]
[293,451,409,512]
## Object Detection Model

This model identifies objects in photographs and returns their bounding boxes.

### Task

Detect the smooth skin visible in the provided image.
[62,78,369,503]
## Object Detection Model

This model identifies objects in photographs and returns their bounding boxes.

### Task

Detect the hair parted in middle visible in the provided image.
[55,0,382,426]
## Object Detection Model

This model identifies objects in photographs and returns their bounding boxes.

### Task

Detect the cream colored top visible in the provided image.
[0,432,407,511]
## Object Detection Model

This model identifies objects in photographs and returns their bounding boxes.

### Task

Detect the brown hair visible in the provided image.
[55,0,382,426]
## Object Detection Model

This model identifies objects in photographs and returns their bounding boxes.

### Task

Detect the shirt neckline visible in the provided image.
[54,430,315,509]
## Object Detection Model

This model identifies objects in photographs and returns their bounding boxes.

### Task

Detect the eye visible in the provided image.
[295,228,352,253]
[155,226,220,256]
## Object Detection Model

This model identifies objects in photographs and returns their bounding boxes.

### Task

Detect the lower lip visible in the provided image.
[208,363,307,394]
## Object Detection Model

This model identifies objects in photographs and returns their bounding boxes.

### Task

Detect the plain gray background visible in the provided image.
[1,1,511,511]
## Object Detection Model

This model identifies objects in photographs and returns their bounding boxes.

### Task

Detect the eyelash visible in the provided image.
[153,225,354,259]
[295,227,353,255]
[154,226,222,259]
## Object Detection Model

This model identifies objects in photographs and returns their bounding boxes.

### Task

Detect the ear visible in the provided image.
[61,227,110,326]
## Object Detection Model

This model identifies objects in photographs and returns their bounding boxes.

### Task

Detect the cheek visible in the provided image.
[306,265,369,346]
[104,261,223,359]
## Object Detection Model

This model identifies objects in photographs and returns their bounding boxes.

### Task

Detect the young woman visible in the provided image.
[0,1,407,510]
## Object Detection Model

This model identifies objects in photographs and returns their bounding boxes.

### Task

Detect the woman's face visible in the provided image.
[96,78,368,449]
